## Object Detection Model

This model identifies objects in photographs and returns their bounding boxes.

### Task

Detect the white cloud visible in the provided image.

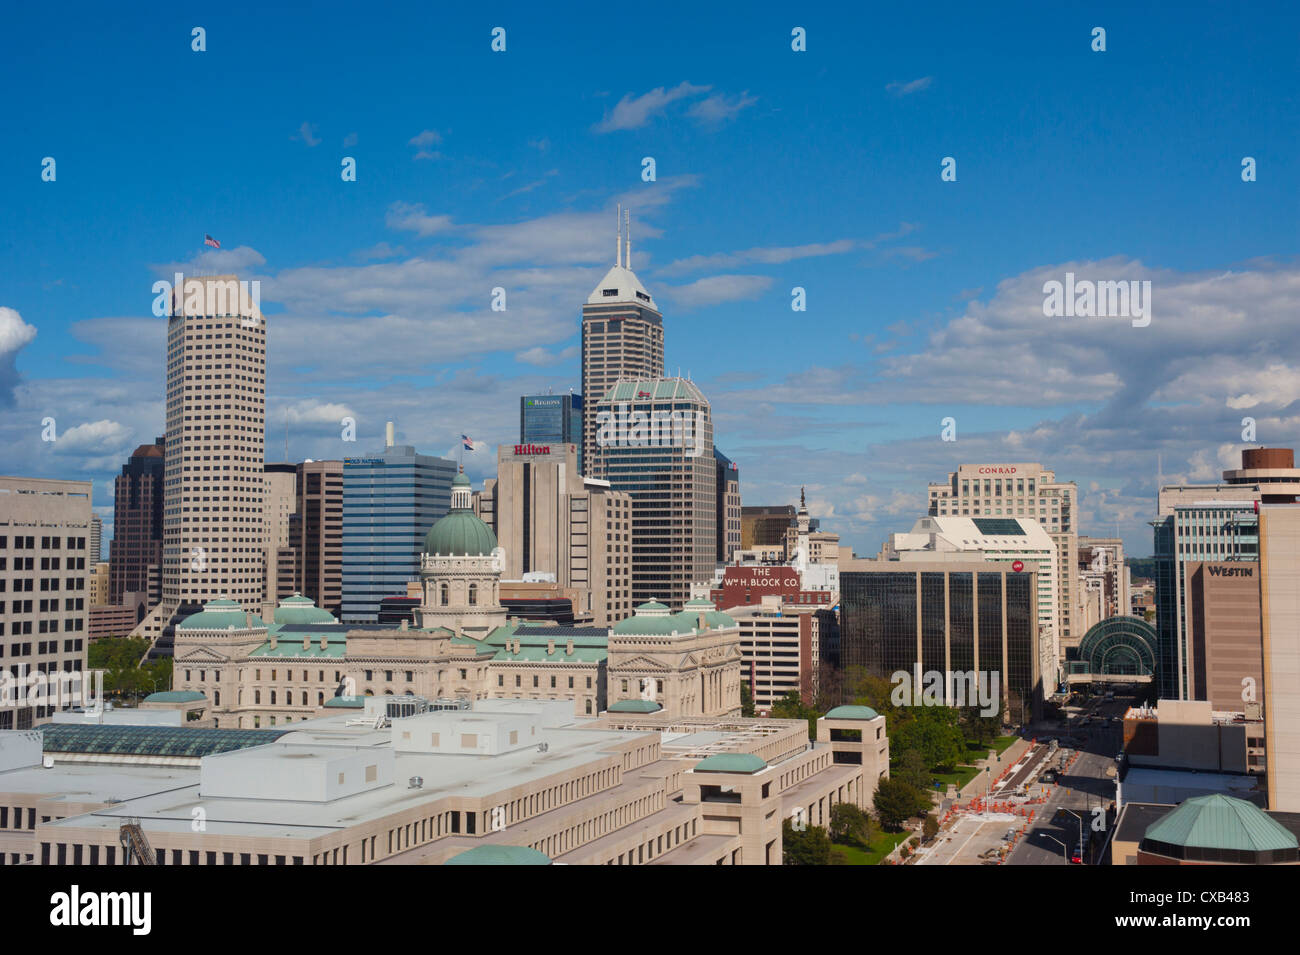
[385,202,455,237]
[659,240,857,277]
[687,91,757,124]
[593,82,710,132]
[294,121,321,147]
[0,307,38,407]
[662,274,772,309]
[886,77,933,96]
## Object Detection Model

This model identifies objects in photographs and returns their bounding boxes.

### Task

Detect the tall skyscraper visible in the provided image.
[109,437,164,611]
[0,477,93,729]
[520,393,583,471]
[581,207,664,477]
[928,464,1078,651]
[1258,502,1300,811]
[295,459,344,617]
[341,422,456,622]
[475,442,632,625]
[593,379,715,610]
[131,275,266,656]
[1152,447,1300,700]
[714,449,741,564]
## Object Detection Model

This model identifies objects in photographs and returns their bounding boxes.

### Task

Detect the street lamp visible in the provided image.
[1061,808,1085,863]
[1042,833,1069,862]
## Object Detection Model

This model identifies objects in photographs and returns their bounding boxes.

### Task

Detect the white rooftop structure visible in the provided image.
[586,204,657,309]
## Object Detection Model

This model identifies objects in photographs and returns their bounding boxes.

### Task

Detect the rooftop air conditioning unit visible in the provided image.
[408,776,423,789]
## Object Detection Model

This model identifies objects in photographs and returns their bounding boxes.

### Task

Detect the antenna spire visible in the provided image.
[625,207,631,269]
[616,203,623,268]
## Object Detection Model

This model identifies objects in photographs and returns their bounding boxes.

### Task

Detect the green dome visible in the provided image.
[423,509,498,557]
[444,845,551,866]
[1145,794,1297,852]
[825,705,880,720]
[143,690,207,703]
[273,595,336,626]
[694,753,767,774]
[178,599,263,631]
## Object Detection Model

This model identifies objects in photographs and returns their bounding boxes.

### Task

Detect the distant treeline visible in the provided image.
[1126,557,1156,580]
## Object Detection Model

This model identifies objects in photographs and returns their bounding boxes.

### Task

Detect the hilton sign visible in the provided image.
[513,444,551,455]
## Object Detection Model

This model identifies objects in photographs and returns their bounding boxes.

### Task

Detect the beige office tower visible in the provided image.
[580,206,664,477]
[1260,504,1300,811]
[593,379,715,611]
[88,514,102,564]
[132,274,266,652]
[261,464,297,620]
[0,477,93,729]
[295,459,344,617]
[475,443,632,626]
[929,463,1078,647]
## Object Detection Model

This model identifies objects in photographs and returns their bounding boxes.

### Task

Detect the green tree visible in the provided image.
[923,813,939,843]
[782,820,832,865]
[829,802,874,847]
[893,706,965,771]
[893,747,932,793]
[770,689,820,740]
[873,777,930,832]
[740,681,755,718]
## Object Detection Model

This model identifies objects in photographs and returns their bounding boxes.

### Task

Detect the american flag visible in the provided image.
[461,434,475,451]
[204,234,221,248]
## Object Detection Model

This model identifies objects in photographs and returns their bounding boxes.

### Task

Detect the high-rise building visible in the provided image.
[1259,502,1300,811]
[261,463,297,619]
[131,275,266,657]
[714,450,741,565]
[840,558,1041,724]
[341,423,455,622]
[1152,447,1300,699]
[295,459,344,617]
[1184,560,1262,712]
[592,379,715,611]
[88,514,102,565]
[109,438,163,610]
[520,394,583,472]
[881,515,1059,685]
[580,208,664,477]
[928,463,1078,650]
[0,477,94,729]
[474,443,632,626]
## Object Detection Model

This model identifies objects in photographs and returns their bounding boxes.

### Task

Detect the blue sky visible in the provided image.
[2,0,1298,556]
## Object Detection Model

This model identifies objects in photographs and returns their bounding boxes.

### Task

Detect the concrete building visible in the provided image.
[108,437,163,612]
[1151,448,1300,700]
[295,459,343,617]
[131,275,267,656]
[592,378,715,611]
[474,442,632,626]
[1184,560,1262,712]
[881,515,1059,683]
[2,694,886,866]
[1121,700,1263,781]
[580,207,664,477]
[840,558,1041,724]
[261,463,297,620]
[88,562,109,607]
[928,464,1078,651]
[715,450,741,565]
[0,477,94,729]
[1076,536,1127,634]
[341,423,455,623]
[87,605,138,642]
[520,393,583,473]
[1259,503,1300,812]
[88,515,102,566]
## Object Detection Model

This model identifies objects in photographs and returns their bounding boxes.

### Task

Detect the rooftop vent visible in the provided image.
[408,776,424,789]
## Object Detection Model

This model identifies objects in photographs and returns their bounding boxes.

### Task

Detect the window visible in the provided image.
[468,583,477,606]
[439,583,448,606]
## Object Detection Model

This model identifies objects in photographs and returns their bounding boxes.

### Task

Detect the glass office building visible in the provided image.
[840,565,1039,723]
[520,394,583,471]
[341,443,456,622]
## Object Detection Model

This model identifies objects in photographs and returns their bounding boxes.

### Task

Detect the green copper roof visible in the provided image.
[272,595,336,626]
[452,472,471,487]
[1144,794,1297,852]
[322,696,365,708]
[142,690,207,704]
[178,600,264,631]
[611,606,736,637]
[825,705,880,720]
[444,845,550,866]
[636,600,670,612]
[423,509,498,557]
[600,378,708,405]
[694,753,767,774]
[608,699,662,713]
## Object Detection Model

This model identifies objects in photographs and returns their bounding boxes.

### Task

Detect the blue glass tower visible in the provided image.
[520,393,583,471]
[341,438,456,622]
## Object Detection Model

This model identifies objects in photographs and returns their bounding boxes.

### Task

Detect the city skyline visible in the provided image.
[3,2,1298,561]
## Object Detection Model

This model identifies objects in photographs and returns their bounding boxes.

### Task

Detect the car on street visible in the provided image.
[1070,853,1084,864]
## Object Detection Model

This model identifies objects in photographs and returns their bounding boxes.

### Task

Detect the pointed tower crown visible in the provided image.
[587,207,657,309]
